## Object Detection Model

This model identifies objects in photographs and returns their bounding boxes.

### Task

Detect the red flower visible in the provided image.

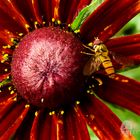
[0,0,140,140]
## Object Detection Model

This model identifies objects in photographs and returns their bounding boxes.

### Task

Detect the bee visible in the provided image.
[83,38,115,78]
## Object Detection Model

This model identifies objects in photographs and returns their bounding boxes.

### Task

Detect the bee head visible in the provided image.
[94,44,108,54]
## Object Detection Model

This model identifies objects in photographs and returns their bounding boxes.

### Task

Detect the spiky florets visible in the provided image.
[11,27,86,109]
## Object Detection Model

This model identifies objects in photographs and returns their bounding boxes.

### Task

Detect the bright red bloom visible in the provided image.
[0,0,140,140]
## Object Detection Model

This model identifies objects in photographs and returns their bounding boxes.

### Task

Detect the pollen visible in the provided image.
[13,97,17,101]
[41,98,44,103]
[18,33,24,36]
[122,79,129,83]
[74,29,80,34]
[25,24,30,29]
[87,90,90,93]
[95,78,103,86]
[52,18,55,23]
[2,46,8,49]
[49,111,54,115]
[115,77,119,80]
[93,126,97,131]
[10,90,15,95]
[8,86,12,90]
[25,104,30,108]
[60,110,64,115]
[35,111,38,117]
[76,101,80,105]
[4,69,8,72]
[57,20,61,25]
[34,21,38,25]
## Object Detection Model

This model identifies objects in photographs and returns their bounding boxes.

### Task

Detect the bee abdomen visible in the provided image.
[102,60,115,77]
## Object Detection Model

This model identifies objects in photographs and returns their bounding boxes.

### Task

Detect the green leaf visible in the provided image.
[115,14,140,36]
[71,0,104,31]
[118,66,140,81]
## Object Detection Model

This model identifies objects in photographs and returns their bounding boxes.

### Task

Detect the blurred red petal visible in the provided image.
[0,9,26,34]
[59,0,80,23]
[10,0,41,28]
[30,111,40,140]
[38,0,60,24]
[129,54,140,64]
[99,2,140,41]
[0,0,29,33]
[0,104,29,140]
[106,34,140,48]
[13,109,35,140]
[64,107,90,140]
[0,97,15,120]
[105,34,140,68]
[96,74,140,115]
[80,0,140,42]
[0,101,26,138]
[30,110,65,140]
[107,34,140,56]
[25,0,43,24]
[76,0,91,13]
[0,29,17,45]
[0,63,11,75]
[0,84,15,103]
[0,73,9,82]
[79,95,135,140]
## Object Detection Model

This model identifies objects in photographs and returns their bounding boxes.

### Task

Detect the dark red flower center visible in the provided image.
[11,27,86,109]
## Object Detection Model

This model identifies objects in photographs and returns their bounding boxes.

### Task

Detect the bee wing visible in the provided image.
[110,51,134,67]
[83,56,101,76]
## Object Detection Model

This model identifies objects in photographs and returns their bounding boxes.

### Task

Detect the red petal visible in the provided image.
[129,54,140,64]
[80,0,139,42]
[10,0,40,28]
[0,104,29,140]
[50,114,64,140]
[0,95,16,120]
[64,107,90,140]
[76,0,91,13]
[30,111,40,140]
[30,110,65,140]
[105,34,140,68]
[0,84,16,103]
[24,0,43,24]
[107,34,140,48]
[96,74,140,115]
[80,95,135,140]
[0,0,29,34]
[99,2,140,41]
[12,109,35,140]
[106,34,140,56]
[59,0,80,23]
[38,0,60,24]
[38,111,52,140]
[0,29,17,45]
[0,63,11,75]
[0,101,26,137]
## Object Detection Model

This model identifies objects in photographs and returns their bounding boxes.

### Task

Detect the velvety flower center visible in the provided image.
[11,27,85,109]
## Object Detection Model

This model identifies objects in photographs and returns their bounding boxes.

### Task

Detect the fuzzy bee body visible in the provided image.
[83,41,115,78]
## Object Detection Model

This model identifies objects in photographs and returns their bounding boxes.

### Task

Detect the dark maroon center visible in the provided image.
[11,27,85,109]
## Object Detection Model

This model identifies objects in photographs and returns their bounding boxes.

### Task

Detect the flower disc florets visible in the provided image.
[11,27,85,109]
